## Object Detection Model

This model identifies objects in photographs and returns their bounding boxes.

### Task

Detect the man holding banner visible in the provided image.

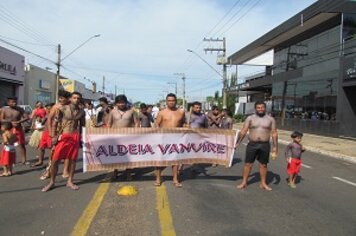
[108,94,139,179]
[155,93,185,188]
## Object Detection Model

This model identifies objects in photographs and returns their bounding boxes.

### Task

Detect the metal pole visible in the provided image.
[55,44,61,102]
[182,75,186,110]
[222,38,227,108]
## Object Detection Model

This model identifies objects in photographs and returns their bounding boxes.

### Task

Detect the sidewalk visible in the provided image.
[234,123,356,164]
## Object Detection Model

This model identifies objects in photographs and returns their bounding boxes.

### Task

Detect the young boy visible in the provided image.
[285,131,305,188]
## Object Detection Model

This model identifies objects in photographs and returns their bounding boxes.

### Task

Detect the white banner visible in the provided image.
[83,127,236,172]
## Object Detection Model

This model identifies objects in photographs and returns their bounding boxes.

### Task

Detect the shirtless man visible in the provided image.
[96,97,110,127]
[139,103,153,128]
[207,105,221,129]
[107,94,139,128]
[47,90,71,178]
[42,91,85,192]
[185,101,208,128]
[155,93,185,187]
[220,109,233,129]
[0,97,29,164]
[235,101,278,191]
[108,94,139,179]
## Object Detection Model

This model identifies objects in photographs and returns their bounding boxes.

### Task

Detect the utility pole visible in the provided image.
[102,76,105,94]
[182,75,186,110]
[203,37,228,108]
[55,44,61,102]
[173,73,186,110]
[167,82,177,95]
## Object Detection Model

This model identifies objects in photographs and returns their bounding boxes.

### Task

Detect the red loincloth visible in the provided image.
[11,126,25,145]
[0,147,16,166]
[52,131,81,161]
[39,130,52,150]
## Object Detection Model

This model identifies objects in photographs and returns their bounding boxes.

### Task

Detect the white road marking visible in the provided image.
[301,163,312,169]
[332,176,356,187]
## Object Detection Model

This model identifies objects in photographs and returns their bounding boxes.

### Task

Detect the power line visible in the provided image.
[211,0,253,37]
[205,0,242,38]
[0,38,56,64]
[0,34,56,47]
[219,0,262,37]
[0,3,55,45]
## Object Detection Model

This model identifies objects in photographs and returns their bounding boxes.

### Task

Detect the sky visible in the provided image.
[0,0,317,103]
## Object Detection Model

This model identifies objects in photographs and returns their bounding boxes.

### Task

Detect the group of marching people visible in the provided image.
[0,91,234,191]
[0,90,306,192]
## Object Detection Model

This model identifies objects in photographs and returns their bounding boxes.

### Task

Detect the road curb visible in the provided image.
[278,139,356,164]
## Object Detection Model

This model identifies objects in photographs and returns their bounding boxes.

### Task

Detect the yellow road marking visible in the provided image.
[71,182,110,236]
[156,185,176,236]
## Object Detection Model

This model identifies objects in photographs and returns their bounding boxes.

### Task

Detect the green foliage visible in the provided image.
[234,114,247,123]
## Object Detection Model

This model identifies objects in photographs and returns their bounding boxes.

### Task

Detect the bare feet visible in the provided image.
[66,183,80,190]
[62,173,69,179]
[42,183,55,192]
[259,184,272,191]
[236,183,247,189]
[154,181,161,187]
[31,162,43,167]
[173,182,182,188]
[0,172,10,177]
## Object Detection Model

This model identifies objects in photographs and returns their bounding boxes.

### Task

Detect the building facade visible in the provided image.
[0,46,25,106]
[228,0,356,137]
[24,64,57,106]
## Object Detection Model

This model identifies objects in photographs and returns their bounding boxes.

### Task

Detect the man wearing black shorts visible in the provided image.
[235,101,278,191]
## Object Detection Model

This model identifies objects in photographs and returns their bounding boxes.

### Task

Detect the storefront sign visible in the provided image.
[344,56,356,81]
[0,60,16,75]
[39,80,51,89]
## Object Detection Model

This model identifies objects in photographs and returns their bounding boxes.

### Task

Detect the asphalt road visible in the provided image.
[1,137,356,236]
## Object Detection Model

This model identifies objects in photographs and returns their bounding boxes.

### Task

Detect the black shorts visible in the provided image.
[245,141,270,165]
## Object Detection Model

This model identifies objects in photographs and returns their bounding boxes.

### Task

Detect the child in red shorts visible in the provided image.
[285,131,305,188]
[0,122,17,176]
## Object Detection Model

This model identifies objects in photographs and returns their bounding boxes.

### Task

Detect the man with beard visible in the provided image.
[0,97,29,165]
[185,101,208,128]
[235,101,278,191]
[155,93,185,187]
[42,92,85,192]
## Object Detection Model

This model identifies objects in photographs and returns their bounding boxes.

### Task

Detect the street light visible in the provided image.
[187,49,223,79]
[187,48,228,108]
[55,34,101,101]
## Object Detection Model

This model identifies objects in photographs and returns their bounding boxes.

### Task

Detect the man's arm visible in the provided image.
[235,116,250,148]
[133,110,140,128]
[271,118,278,155]
[155,111,162,128]
[107,110,113,128]
[0,108,7,123]
[18,109,29,124]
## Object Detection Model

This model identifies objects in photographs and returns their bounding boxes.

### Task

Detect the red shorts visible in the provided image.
[39,130,52,150]
[1,149,16,166]
[12,127,25,145]
[52,132,81,161]
[287,158,302,175]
